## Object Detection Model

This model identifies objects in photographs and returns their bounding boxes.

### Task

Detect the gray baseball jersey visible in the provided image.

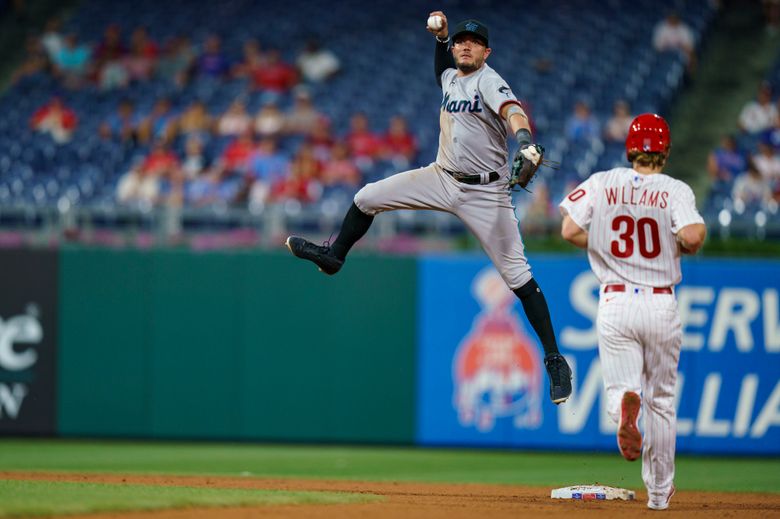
[353,62,532,290]
[437,64,521,177]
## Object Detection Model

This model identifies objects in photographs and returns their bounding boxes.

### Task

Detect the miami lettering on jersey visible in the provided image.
[604,187,670,209]
[441,92,483,114]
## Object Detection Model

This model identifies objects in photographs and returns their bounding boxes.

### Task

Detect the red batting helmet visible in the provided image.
[625,113,671,161]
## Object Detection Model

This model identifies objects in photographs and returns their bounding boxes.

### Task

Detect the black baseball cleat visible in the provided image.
[544,353,572,404]
[285,236,344,275]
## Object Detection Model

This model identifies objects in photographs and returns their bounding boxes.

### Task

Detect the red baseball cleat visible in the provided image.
[617,391,642,461]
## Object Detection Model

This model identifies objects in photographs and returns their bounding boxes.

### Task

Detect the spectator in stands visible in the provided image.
[123,34,156,83]
[185,146,248,206]
[138,97,178,144]
[296,38,341,83]
[739,82,778,134]
[764,0,780,36]
[307,116,335,161]
[212,129,255,178]
[522,181,555,234]
[93,24,126,64]
[251,49,298,97]
[129,26,159,58]
[732,160,773,209]
[93,24,128,90]
[30,95,77,143]
[762,112,780,150]
[565,100,599,142]
[52,33,92,87]
[181,136,210,180]
[232,39,266,79]
[254,102,286,139]
[156,36,196,87]
[284,88,322,136]
[652,12,696,74]
[40,17,64,63]
[245,138,289,205]
[753,141,780,184]
[708,134,747,189]
[604,100,633,142]
[321,141,361,189]
[99,99,140,144]
[11,35,50,85]
[278,142,322,202]
[197,34,230,79]
[177,100,213,141]
[217,99,252,137]
[117,139,179,204]
[382,115,417,168]
[345,112,383,168]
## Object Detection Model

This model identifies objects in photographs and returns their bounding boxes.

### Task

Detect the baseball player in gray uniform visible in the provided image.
[286,10,572,404]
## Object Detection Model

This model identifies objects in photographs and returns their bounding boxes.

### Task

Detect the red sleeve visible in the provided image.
[31,107,48,126]
[62,110,78,130]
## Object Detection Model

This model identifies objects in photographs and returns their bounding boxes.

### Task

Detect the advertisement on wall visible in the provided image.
[417,256,780,454]
[0,248,58,435]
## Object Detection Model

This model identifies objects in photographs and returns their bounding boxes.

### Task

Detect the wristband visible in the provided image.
[436,35,450,43]
[515,128,532,146]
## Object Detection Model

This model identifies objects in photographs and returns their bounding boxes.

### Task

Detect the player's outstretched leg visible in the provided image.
[618,391,642,461]
[286,202,374,275]
[513,278,572,404]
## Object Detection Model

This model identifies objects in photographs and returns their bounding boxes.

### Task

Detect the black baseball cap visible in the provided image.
[450,19,489,46]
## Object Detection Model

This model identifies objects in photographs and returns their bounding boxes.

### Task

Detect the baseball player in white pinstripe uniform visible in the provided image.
[559,114,706,510]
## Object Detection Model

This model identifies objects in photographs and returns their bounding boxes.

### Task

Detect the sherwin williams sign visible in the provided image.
[0,248,58,435]
[416,256,780,454]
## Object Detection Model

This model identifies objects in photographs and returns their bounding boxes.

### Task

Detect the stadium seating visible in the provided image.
[0,0,716,236]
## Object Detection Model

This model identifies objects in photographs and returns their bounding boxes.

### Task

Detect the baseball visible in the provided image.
[427,15,443,31]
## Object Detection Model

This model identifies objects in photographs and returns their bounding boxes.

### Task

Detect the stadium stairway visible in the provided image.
[667,0,780,198]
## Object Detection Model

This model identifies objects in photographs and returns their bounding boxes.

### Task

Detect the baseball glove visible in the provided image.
[509,144,545,191]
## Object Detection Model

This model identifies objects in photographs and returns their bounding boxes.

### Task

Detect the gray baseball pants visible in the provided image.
[354,162,533,289]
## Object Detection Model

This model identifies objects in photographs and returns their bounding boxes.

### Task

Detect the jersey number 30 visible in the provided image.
[611,216,661,259]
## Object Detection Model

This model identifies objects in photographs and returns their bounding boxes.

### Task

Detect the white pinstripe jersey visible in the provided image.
[559,167,704,287]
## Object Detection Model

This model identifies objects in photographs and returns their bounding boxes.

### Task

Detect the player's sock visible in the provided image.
[330,203,374,260]
[513,278,560,356]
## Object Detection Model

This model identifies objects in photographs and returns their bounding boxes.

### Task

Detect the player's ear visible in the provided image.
[484,47,492,59]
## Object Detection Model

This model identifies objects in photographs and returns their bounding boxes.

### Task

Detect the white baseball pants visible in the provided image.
[596,285,681,505]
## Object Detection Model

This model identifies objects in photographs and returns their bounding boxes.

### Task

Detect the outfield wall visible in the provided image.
[417,255,780,455]
[0,247,777,454]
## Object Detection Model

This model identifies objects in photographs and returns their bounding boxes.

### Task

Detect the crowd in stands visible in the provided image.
[18,17,418,209]
[708,81,780,214]
[109,99,417,208]
[3,0,715,236]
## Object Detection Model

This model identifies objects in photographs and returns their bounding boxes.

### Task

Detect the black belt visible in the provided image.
[444,168,500,185]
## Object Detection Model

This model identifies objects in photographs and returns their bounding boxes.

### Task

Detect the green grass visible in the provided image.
[0,479,378,517]
[1,440,778,494]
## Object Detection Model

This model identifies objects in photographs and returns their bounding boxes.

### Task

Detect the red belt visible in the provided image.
[604,284,673,294]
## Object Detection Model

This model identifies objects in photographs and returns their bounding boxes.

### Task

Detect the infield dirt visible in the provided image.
[2,472,779,518]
